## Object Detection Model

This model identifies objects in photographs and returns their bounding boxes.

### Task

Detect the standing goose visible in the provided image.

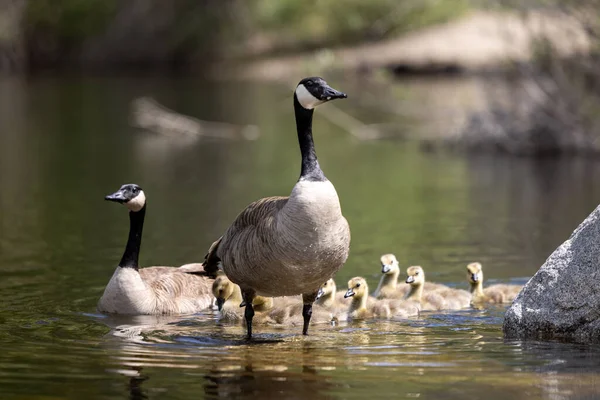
[98,184,214,315]
[203,77,350,339]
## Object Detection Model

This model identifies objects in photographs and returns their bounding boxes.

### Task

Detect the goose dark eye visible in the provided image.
[306,81,313,86]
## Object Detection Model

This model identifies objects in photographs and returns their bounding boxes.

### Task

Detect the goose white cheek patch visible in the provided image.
[295,84,324,110]
[126,191,146,212]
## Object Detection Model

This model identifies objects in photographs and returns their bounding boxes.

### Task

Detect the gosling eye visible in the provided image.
[356,283,361,287]
[415,271,419,275]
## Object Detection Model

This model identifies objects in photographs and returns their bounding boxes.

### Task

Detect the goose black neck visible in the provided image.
[119,205,145,270]
[294,94,327,182]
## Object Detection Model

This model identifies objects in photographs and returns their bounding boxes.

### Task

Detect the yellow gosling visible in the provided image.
[467,262,522,305]
[315,278,348,311]
[211,276,275,324]
[404,266,447,310]
[405,265,470,309]
[344,277,419,321]
[373,254,409,299]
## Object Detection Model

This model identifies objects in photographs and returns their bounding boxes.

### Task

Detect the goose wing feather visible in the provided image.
[139,267,214,313]
[203,196,290,288]
[204,196,288,271]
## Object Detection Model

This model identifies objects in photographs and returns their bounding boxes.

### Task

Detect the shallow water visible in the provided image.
[1,75,600,399]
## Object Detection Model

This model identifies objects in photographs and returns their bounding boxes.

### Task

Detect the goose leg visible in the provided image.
[301,292,318,335]
[242,289,256,340]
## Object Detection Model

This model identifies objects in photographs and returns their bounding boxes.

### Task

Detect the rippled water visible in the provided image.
[2,75,600,399]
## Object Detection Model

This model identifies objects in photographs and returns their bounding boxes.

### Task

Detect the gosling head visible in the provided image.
[345,277,368,299]
[105,184,146,212]
[316,278,336,300]
[380,254,399,274]
[295,77,347,110]
[212,275,234,311]
[405,266,425,286]
[467,262,483,284]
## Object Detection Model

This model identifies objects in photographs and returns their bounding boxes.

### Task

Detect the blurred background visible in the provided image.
[2,1,600,399]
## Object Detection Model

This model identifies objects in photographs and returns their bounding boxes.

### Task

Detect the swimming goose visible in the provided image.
[404,266,448,310]
[98,184,214,315]
[372,254,408,299]
[203,77,350,339]
[344,277,419,320]
[467,262,522,305]
[373,254,443,299]
[315,278,347,310]
[406,265,470,309]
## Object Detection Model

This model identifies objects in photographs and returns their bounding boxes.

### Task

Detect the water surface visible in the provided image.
[1,75,600,399]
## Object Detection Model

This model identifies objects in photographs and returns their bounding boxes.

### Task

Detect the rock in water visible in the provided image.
[503,205,600,343]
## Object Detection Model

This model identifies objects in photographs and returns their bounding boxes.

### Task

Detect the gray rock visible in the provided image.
[503,204,600,343]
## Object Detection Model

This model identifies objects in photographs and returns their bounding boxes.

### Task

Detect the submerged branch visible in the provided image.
[130,97,260,141]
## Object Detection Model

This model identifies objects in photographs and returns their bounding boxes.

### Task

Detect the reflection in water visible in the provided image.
[203,343,335,400]
[2,76,600,399]
[128,369,148,400]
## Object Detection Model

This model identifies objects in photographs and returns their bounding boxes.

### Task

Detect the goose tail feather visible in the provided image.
[203,237,223,278]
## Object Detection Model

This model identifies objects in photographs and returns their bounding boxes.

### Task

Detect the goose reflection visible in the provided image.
[203,341,334,400]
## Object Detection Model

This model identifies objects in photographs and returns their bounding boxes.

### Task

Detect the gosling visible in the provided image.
[467,262,522,305]
[406,266,470,309]
[404,266,448,310]
[344,277,419,320]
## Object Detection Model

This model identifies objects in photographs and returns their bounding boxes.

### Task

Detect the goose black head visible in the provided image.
[105,184,146,212]
[295,77,347,110]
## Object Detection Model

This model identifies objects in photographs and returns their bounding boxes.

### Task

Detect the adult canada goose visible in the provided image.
[203,77,350,339]
[466,262,522,305]
[344,277,420,320]
[98,184,214,315]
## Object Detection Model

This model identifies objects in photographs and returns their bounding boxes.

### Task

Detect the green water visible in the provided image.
[1,76,600,399]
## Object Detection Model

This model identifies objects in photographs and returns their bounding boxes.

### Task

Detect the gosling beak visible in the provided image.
[216,297,225,311]
[321,84,347,101]
[471,273,479,282]
[105,190,128,203]
[316,288,325,300]
[344,288,355,298]
[382,264,391,274]
[406,276,415,284]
